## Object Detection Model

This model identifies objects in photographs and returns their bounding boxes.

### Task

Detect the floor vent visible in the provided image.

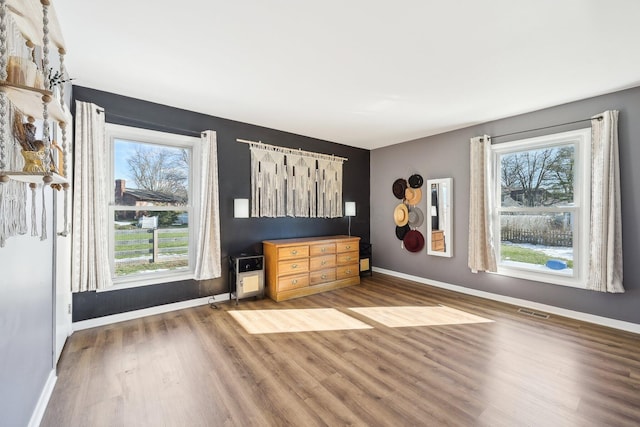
[517,308,550,319]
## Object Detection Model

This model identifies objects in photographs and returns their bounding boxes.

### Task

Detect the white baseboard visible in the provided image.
[373,267,640,335]
[72,293,230,331]
[28,369,56,427]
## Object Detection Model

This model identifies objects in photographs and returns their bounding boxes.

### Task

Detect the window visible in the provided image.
[490,128,591,288]
[107,124,201,286]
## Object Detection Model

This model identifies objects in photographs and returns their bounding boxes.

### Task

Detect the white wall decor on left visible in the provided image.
[0,1,73,426]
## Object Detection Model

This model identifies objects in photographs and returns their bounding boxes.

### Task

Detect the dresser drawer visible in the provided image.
[278,259,309,276]
[278,245,309,260]
[277,273,309,291]
[336,240,358,253]
[337,251,359,265]
[310,254,336,270]
[337,263,359,279]
[309,243,336,256]
[310,268,336,285]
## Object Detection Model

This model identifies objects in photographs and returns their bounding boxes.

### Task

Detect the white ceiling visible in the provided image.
[54,0,640,150]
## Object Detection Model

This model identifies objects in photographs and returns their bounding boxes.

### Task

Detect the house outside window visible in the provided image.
[491,128,591,288]
[107,124,201,287]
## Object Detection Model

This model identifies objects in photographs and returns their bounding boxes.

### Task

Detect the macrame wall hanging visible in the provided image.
[250,148,286,217]
[0,14,27,246]
[0,102,28,247]
[240,139,347,218]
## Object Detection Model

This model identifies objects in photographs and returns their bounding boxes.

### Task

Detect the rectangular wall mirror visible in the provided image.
[427,178,453,257]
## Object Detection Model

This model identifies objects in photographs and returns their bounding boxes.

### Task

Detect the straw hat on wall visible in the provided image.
[405,187,422,205]
[393,203,409,226]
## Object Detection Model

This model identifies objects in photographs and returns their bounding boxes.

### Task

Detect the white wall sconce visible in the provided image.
[345,201,356,217]
[234,198,250,218]
[345,201,356,235]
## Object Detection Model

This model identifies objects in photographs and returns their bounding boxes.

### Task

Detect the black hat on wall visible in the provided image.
[392,178,408,199]
[395,224,410,240]
[408,174,423,188]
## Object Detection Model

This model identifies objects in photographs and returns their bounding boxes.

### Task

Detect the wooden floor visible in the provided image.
[42,274,640,427]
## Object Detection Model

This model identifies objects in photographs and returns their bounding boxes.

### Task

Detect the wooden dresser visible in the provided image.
[263,235,361,302]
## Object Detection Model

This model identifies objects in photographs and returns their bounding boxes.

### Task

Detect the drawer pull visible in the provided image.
[291,264,298,269]
[345,245,351,249]
[346,269,352,274]
[321,260,327,265]
[346,256,352,261]
[321,274,328,280]
[291,250,298,255]
[292,279,298,285]
[321,247,326,252]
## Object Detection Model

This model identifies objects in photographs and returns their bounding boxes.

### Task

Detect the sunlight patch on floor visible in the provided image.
[229,308,374,334]
[349,305,494,328]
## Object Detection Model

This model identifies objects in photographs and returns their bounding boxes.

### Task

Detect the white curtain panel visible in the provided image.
[194,131,222,280]
[250,146,286,217]
[468,135,497,273]
[587,111,624,293]
[71,101,111,292]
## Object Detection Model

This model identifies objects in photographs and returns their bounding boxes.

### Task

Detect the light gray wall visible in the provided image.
[371,86,640,324]
[0,190,54,426]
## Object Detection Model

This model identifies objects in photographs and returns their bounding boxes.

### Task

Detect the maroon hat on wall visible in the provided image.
[403,230,425,252]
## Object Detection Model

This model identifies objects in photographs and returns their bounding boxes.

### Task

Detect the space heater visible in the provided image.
[229,254,265,304]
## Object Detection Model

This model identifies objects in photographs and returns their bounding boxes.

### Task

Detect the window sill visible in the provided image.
[99,271,194,292]
[496,261,586,289]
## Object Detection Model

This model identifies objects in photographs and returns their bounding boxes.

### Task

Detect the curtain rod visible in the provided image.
[481,116,603,142]
[236,138,348,162]
[96,109,204,137]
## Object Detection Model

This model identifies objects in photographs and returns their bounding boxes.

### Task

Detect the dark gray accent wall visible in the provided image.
[0,192,54,426]
[72,86,370,321]
[371,85,640,324]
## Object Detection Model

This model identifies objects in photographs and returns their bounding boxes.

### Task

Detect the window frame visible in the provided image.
[105,123,202,290]
[490,128,591,289]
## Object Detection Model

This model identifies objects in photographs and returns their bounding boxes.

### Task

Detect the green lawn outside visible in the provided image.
[501,244,573,268]
[114,229,189,258]
[115,259,188,276]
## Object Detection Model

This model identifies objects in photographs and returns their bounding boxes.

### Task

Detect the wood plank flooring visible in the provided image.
[41,273,640,426]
